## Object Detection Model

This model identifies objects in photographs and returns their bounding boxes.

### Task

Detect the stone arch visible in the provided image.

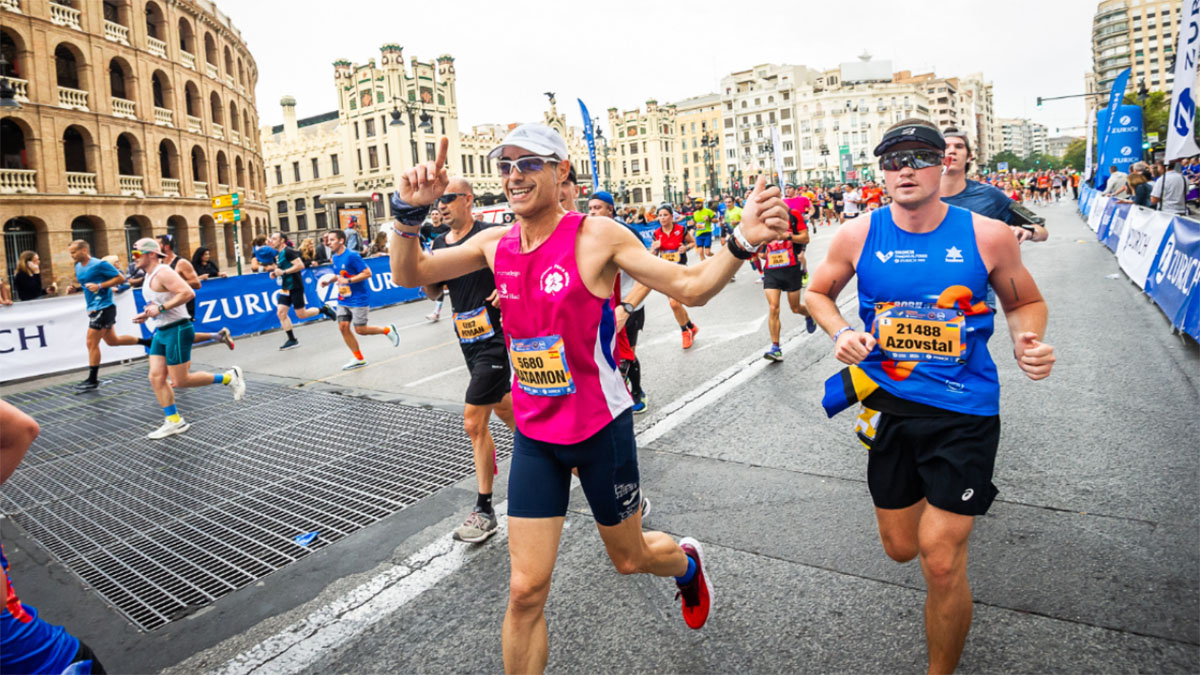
[247,159,256,192]
[235,155,244,188]
[0,117,33,172]
[228,99,239,134]
[70,215,108,257]
[2,28,31,99]
[215,150,229,185]
[123,215,152,254]
[3,216,50,289]
[209,90,223,125]
[203,32,217,68]
[115,131,142,176]
[177,16,195,55]
[237,57,245,88]
[158,138,179,179]
[144,1,166,41]
[198,214,216,253]
[223,45,233,77]
[53,41,86,91]
[102,0,134,29]
[108,55,135,100]
[150,68,172,110]
[166,215,189,256]
[62,124,95,173]
[184,80,201,118]
[190,145,208,183]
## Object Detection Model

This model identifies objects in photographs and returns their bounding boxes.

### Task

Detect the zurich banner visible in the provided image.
[1145,216,1200,340]
[1094,67,1131,189]
[578,98,600,193]
[1166,0,1200,161]
[1095,104,1143,185]
[133,256,423,339]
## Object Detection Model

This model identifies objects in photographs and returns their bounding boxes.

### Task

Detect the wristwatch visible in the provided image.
[157,303,166,314]
[620,302,635,314]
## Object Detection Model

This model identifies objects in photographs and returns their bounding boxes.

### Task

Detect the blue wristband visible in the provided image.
[832,326,853,343]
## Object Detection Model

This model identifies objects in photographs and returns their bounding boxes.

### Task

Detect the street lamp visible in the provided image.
[594,118,612,193]
[820,144,830,187]
[389,97,433,165]
[701,130,719,201]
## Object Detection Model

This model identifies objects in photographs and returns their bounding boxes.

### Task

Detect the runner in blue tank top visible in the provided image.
[806,120,1057,674]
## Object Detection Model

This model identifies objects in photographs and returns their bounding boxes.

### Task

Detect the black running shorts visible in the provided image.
[464,354,511,406]
[865,411,1001,517]
[276,286,306,309]
[87,304,117,330]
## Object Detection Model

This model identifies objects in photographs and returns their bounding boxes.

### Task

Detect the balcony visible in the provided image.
[65,172,97,195]
[187,115,202,134]
[154,107,174,127]
[212,123,223,140]
[217,182,229,195]
[58,86,88,111]
[193,180,208,199]
[180,51,195,70]
[230,128,240,144]
[118,174,144,197]
[161,177,180,197]
[49,2,80,29]
[0,0,20,13]
[0,168,36,194]
[103,20,130,45]
[224,75,234,87]
[147,36,167,58]
[7,77,27,101]
[206,62,218,79]
[111,97,136,119]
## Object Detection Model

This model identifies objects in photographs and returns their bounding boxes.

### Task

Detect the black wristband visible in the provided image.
[726,236,755,260]
[389,191,431,226]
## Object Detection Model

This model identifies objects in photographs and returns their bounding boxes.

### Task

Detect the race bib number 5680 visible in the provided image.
[510,335,575,396]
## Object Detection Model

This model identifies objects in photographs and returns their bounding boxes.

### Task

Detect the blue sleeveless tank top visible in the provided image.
[855,205,999,415]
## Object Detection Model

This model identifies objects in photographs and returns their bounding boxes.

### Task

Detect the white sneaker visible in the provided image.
[386,324,400,347]
[148,418,190,440]
[342,357,368,370]
[216,327,235,350]
[228,366,245,401]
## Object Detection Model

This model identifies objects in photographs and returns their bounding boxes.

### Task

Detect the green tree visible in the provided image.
[988,150,1024,173]
[1062,138,1087,170]
[1123,90,1169,145]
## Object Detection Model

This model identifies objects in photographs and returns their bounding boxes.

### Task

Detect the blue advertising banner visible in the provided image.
[133,256,423,339]
[1145,215,1200,339]
[1095,68,1131,188]
[578,98,600,193]
[1096,200,1125,244]
[1102,201,1132,252]
[1096,104,1143,187]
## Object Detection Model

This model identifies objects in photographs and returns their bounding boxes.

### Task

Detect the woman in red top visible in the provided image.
[649,205,700,348]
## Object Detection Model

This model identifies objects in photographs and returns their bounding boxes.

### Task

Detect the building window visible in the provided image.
[311,157,319,179]
[315,211,327,229]
[426,142,436,160]
[468,155,475,173]
[356,148,362,171]
[295,197,306,211]
[292,161,300,182]
[330,154,339,175]
[462,155,468,173]
[279,216,289,232]
[277,200,288,213]
[365,118,376,137]
[368,146,379,169]
[274,165,283,185]
[631,159,640,174]
[384,144,390,166]
[354,121,359,140]
[296,214,307,230]
[725,118,733,129]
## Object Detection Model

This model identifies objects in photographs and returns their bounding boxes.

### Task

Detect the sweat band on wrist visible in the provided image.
[832,326,852,343]
[733,226,762,254]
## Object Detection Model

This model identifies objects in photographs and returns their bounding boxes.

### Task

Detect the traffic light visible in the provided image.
[1036,96,1043,108]
[1142,141,1151,149]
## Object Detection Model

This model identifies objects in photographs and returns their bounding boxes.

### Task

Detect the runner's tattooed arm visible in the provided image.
[976,213,1055,381]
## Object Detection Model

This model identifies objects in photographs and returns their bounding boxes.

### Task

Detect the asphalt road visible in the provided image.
[3,200,1197,674]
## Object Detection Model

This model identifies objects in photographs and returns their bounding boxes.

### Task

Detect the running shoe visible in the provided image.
[228,366,245,401]
[319,305,338,321]
[342,357,368,370]
[148,418,190,440]
[386,323,400,347]
[631,398,647,414]
[802,271,810,287]
[754,276,763,284]
[805,316,817,334]
[681,328,694,350]
[279,337,300,351]
[73,379,100,392]
[640,496,652,519]
[217,327,235,350]
[453,509,498,543]
[676,537,713,630]
[764,345,784,362]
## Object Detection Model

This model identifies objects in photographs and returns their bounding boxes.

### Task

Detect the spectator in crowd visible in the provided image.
[1103,164,1129,197]
[1151,160,1189,215]
[344,216,363,253]
[191,247,225,281]
[0,280,10,305]
[368,231,389,257]
[313,235,332,266]
[12,251,57,301]
[250,235,275,272]
[299,237,317,267]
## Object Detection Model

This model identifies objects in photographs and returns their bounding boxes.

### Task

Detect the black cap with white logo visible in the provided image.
[873,124,946,156]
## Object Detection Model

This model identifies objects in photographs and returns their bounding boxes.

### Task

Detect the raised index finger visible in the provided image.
[435,136,449,172]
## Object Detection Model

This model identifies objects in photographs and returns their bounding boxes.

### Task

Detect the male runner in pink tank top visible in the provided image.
[388,125,790,674]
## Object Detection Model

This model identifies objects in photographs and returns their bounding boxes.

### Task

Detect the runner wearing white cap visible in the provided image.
[388,125,790,674]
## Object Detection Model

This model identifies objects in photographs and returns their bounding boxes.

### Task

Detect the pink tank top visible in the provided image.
[494,212,632,444]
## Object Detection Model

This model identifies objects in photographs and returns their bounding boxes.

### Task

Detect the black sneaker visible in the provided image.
[319,305,337,321]
[279,338,300,351]
[74,379,100,392]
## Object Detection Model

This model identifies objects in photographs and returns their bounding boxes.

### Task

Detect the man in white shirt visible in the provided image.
[1103,165,1129,197]
[842,183,862,217]
[1151,161,1188,215]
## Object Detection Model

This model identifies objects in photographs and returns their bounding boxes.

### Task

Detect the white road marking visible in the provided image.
[403,364,467,387]
[214,297,854,675]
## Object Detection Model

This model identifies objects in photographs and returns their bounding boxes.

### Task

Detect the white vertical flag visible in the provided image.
[1167,0,1200,160]
[1085,103,1095,180]
[771,126,785,184]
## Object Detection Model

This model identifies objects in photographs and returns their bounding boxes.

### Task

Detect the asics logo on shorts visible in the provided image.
[961,488,974,501]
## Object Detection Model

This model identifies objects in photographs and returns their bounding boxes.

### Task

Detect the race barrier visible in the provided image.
[1078,187,1200,340]
[1,256,424,382]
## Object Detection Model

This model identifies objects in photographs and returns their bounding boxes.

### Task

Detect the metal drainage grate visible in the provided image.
[0,369,512,632]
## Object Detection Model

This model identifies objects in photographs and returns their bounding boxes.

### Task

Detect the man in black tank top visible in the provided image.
[157,235,234,350]
[425,177,515,544]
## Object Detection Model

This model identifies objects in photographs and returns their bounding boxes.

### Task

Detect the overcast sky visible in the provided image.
[227,0,1107,139]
